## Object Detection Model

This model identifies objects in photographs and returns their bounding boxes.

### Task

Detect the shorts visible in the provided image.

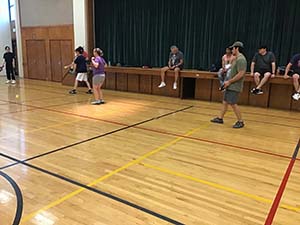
[93,74,105,85]
[169,65,183,70]
[288,70,300,77]
[224,90,240,105]
[254,69,272,77]
[76,73,88,81]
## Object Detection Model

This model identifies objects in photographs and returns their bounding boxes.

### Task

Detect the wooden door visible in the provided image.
[60,40,73,82]
[26,40,47,80]
[50,40,62,82]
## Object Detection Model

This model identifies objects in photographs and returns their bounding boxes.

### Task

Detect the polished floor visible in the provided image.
[0,77,299,225]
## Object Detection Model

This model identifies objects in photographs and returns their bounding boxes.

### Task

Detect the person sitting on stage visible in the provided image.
[284,53,300,101]
[158,45,184,90]
[250,45,276,95]
[218,47,235,90]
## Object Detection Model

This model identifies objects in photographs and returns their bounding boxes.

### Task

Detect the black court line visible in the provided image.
[0,170,23,225]
[0,106,192,170]
[0,153,184,224]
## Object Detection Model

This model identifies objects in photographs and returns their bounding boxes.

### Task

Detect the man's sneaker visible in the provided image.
[292,92,300,101]
[11,80,16,84]
[91,100,101,105]
[251,88,258,95]
[210,117,224,124]
[86,89,93,94]
[173,82,177,90]
[233,121,244,129]
[158,82,166,88]
[256,89,263,95]
[69,89,77,94]
[100,100,105,104]
[6,80,11,84]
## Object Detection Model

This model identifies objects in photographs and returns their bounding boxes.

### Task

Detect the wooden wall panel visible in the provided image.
[248,83,270,108]
[105,72,116,90]
[269,84,293,110]
[238,82,250,105]
[195,79,212,101]
[50,40,62,82]
[22,24,74,80]
[211,80,223,102]
[152,76,180,97]
[139,75,152,94]
[116,73,128,91]
[127,74,139,92]
[26,40,47,80]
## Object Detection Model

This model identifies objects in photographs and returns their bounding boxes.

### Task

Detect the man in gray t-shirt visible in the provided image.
[250,46,276,95]
[158,45,184,90]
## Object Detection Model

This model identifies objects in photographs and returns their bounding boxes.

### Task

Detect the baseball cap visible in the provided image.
[229,41,244,49]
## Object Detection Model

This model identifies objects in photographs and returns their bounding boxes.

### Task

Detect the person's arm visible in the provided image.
[271,62,276,78]
[250,62,255,76]
[222,56,225,70]
[1,58,5,68]
[175,59,184,68]
[284,63,292,79]
[91,57,99,68]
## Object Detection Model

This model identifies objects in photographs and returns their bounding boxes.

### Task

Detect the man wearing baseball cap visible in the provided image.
[211,41,247,128]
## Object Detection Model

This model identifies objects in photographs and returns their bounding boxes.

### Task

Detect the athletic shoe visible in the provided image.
[11,80,16,84]
[91,100,101,105]
[6,80,11,84]
[86,89,93,94]
[158,82,166,88]
[219,85,226,92]
[292,92,300,101]
[233,121,244,129]
[100,100,105,104]
[69,89,77,94]
[173,82,177,90]
[256,89,263,95]
[210,117,224,124]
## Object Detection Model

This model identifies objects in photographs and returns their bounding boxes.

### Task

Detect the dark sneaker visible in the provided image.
[210,117,224,124]
[100,100,105,104]
[251,88,258,95]
[233,121,244,129]
[256,89,263,95]
[69,89,77,94]
[86,89,93,94]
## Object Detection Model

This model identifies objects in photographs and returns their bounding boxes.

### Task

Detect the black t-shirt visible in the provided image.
[252,51,275,72]
[74,55,87,73]
[290,54,300,73]
[3,52,15,68]
[169,51,184,67]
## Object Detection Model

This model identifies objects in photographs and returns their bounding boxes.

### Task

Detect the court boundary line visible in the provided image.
[0,123,209,224]
[0,106,192,170]
[0,98,296,161]
[264,138,300,225]
[140,163,300,212]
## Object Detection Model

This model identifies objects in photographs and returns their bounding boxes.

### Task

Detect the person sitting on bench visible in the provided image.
[284,53,300,101]
[158,45,184,90]
[250,45,276,95]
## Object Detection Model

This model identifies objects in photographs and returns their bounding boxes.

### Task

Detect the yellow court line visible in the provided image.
[21,123,210,223]
[141,163,300,212]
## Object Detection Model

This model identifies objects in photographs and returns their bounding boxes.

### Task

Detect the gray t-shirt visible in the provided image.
[228,53,247,93]
[252,51,275,72]
[169,51,184,67]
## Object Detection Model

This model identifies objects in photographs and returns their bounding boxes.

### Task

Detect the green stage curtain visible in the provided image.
[94,0,300,70]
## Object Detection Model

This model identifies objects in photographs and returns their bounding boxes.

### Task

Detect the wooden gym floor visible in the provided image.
[0,77,299,225]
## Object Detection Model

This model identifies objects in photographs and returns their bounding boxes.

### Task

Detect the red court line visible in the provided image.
[264,139,300,225]
[1,98,295,161]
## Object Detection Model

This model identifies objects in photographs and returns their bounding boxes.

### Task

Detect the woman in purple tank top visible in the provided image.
[91,48,106,105]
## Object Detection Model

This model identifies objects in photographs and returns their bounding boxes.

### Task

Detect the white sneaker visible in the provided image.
[158,82,166,88]
[173,82,177,90]
[292,92,300,101]
[6,80,11,84]
[11,80,16,84]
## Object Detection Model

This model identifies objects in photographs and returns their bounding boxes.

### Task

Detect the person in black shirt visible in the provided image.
[284,53,300,101]
[158,45,184,90]
[250,46,276,95]
[1,46,16,84]
[64,47,92,94]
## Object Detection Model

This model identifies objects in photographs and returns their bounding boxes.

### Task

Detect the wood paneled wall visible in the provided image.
[22,24,74,81]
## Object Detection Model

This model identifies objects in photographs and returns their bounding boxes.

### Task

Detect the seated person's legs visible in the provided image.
[173,67,180,89]
[217,68,225,86]
[158,66,169,88]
